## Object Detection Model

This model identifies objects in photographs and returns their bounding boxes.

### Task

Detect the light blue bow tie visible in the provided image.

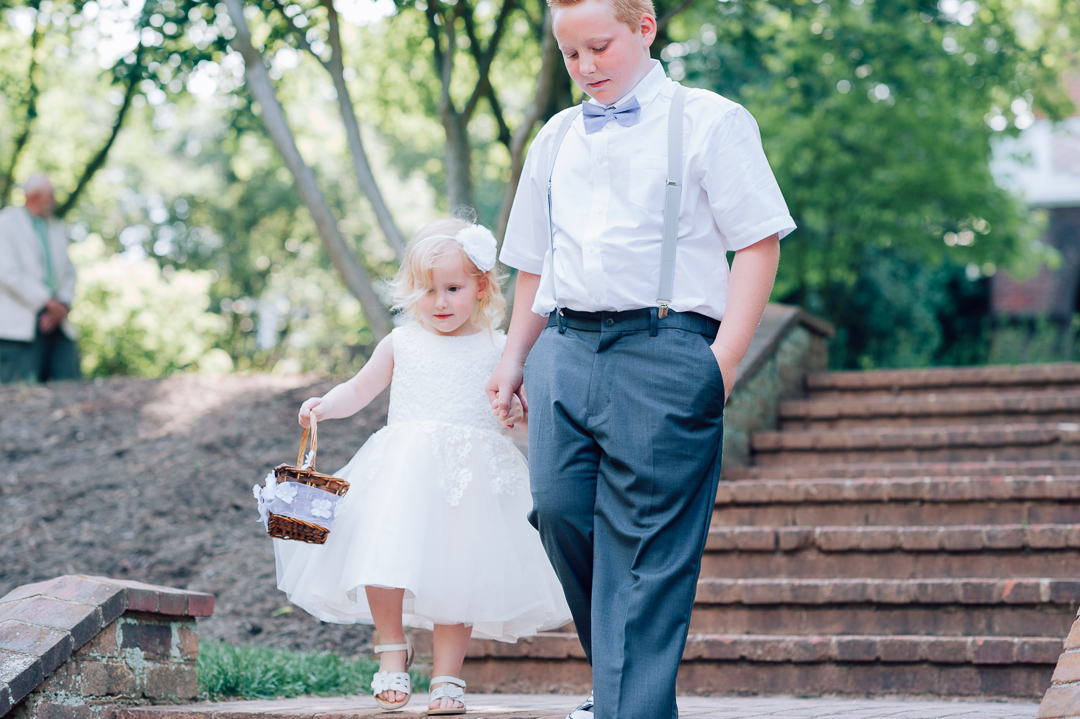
[582,96,642,134]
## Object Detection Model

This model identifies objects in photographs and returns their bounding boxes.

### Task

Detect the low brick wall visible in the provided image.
[0,576,213,719]
[722,304,833,468]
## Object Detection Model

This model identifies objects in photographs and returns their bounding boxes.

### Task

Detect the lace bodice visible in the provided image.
[387,322,506,433]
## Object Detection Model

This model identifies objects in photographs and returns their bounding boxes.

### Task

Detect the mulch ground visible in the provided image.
[0,373,390,656]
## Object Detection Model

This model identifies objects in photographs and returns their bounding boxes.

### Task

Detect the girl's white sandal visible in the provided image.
[372,639,413,710]
[427,675,467,716]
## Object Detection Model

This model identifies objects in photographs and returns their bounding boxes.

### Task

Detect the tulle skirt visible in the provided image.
[273,422,572,642]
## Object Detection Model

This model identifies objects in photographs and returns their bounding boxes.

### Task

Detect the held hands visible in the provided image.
[485,358,527,426]
[493,392,526,429]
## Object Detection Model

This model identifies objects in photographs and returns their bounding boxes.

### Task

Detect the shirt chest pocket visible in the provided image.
[627,155,668,214]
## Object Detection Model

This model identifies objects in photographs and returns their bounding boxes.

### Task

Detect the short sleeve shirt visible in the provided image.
[500,61,796,321]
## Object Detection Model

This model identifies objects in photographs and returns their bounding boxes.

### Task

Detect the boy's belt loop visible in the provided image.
[557,309,568,334]
[649,308,658,337]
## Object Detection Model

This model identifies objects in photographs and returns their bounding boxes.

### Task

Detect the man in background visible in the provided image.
[0,175,81,383]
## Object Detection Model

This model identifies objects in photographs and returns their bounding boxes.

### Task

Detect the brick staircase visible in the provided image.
[461,364,1080,698]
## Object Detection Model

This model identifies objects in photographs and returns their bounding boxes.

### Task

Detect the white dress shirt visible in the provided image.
[500,61,796,321]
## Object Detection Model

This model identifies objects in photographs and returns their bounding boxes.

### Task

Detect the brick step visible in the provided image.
[690,578,1080,636]
[689,603,1078,637]
[751,423,1080,466]
[779,390,1080,430]
[462,632,1059,697]
[722,459,1080,481]
[804,363,1080,399]
[712,476,1080,526]
[701,524,1080,578]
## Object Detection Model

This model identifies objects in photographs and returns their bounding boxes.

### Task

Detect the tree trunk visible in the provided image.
[56,56,141,220]
[443,111,474,209]
[321,0,407,260]
[494,6,560,242]
[0,16,42,207]
[225,0,393,341]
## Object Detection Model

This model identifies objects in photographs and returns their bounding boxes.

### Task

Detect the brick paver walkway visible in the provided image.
[114,693,1041,719]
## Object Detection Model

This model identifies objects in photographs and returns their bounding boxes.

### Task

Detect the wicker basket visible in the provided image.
[266,416,350,544]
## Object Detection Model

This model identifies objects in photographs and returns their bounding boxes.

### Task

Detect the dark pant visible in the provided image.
[0,325,81,385]
[524,308,725,719]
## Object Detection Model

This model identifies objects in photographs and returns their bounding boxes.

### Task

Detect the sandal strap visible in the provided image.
[371,671,411,694]
[430,676,466,688]
[429,677,466,702]
[373,643,409,654]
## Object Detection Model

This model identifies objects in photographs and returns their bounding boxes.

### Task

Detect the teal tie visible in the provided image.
[30,214,56,295]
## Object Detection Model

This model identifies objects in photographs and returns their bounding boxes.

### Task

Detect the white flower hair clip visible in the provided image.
[454,224,497,273]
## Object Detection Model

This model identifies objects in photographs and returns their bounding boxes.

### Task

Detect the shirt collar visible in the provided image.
[585,59,668,110]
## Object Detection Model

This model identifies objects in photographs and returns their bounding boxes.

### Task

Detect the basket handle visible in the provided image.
[297,412,319,469]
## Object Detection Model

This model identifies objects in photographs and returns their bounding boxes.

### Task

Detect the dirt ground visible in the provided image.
[0,373,393,656]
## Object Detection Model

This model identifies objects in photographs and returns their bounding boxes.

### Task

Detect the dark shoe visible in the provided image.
[566,691,594,719]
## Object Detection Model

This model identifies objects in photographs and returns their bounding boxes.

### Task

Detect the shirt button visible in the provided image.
[605,318,614,327]
[596,157,604,165]
[593,295,602,302]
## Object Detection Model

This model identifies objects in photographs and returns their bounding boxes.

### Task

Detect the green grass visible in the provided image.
[198,641,429,700]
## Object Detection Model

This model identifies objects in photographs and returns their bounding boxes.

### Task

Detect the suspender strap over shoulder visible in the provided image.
[657,84,688,319]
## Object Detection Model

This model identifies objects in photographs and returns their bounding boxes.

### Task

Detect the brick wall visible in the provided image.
[0,576,214,719]
[722,304,832,468]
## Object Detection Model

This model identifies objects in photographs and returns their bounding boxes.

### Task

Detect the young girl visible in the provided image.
[273,217,571,715]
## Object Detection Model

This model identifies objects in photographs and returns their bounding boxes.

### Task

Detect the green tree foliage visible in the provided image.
[673,0,1078,368]
[69,234,230,377]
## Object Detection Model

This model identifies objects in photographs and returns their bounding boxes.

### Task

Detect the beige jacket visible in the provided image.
[0,205,77,342]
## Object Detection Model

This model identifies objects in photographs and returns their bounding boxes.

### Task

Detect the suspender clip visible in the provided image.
[657,302,669,320]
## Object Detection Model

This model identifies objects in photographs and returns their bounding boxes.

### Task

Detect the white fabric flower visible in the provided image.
[300,450,314,470]
[276,482,298,504]
[311,498,334,519]
[253,471,277,526]
[454,225,497,272]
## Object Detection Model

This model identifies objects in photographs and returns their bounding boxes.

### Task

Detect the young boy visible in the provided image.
[486,0,795,716]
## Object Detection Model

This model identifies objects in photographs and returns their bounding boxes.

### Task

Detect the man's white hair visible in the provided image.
[23,175,54,197]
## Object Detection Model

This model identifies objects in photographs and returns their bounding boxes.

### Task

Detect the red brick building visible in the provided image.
[992,74,1080,321]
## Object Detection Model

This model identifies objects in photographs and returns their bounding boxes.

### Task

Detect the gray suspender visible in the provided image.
[546,84,689,318]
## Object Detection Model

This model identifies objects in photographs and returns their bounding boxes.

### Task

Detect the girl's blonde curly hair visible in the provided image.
[388,214,507,331]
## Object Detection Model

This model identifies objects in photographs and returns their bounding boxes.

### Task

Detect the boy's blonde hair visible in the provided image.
[547,0,655,32]
[389,216,507,330]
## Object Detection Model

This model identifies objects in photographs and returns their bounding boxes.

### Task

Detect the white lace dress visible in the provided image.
[273,322,571,641]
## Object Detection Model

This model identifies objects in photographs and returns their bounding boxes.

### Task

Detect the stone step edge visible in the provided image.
[805,364,1080,392]
[704,523,1080,553]
[715,476,1080,506]
[723,460,1080,481]
[751,423,1080,452]
[693,577,1080,606]
[780,390,1080,421]
[466,632,1063,665]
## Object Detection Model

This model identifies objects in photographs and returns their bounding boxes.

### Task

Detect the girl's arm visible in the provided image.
[298,334,395,427]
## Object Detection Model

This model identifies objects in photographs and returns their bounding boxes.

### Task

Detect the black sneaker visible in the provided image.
[566,691,594,719]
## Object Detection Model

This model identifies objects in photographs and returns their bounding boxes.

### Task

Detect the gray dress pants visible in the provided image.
[524,308,725,719]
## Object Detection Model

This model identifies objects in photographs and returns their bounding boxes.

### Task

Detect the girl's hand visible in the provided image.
[495,392,525,429]
[298,398,324,427]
